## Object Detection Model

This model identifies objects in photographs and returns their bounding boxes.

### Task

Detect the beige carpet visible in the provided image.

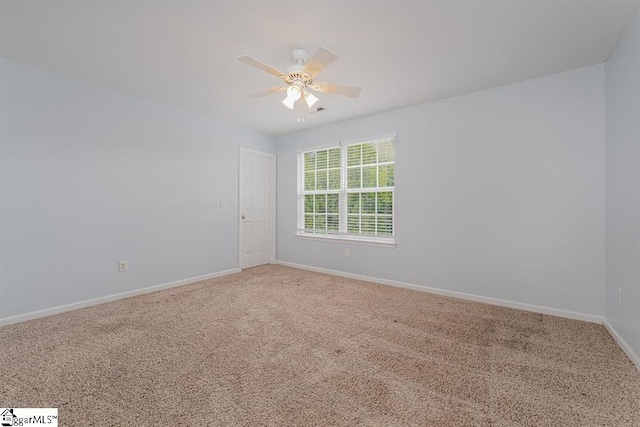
[1,265,639,426]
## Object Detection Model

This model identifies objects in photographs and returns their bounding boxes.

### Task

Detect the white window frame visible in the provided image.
[296,134,396,248]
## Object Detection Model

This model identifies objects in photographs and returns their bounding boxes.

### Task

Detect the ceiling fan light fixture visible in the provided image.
[303,90,319,108]
[282,95,296,109]
[282,86,302,109]
[287,86,302,101]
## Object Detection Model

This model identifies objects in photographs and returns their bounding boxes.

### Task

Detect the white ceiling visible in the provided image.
[1,1,638,136]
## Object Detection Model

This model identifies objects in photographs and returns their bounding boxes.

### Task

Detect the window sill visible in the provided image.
[294,233,397,248]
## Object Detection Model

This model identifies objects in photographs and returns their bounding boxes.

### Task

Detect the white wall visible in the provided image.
[0,58,276,319]
[605,9,640,363]
[277,65,605,318]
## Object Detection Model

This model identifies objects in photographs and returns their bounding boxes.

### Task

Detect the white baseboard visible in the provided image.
[275,260,604,324]
[603,319,640,371]
[0,268,241,327]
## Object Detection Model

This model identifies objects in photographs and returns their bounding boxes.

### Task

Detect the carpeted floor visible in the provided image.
[1,265,639,426]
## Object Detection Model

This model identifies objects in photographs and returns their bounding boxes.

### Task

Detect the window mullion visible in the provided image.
[339,144,347,235]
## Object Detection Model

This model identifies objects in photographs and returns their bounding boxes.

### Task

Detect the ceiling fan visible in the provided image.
[238,47,361,110]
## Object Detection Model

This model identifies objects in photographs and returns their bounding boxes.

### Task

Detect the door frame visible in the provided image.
[238,147,276,269]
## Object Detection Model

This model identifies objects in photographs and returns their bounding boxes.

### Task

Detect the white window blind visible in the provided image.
[297,136,395,244]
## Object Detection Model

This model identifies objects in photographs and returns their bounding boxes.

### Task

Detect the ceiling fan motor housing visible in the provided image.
[285,48,313,84]
[286,72,313,87]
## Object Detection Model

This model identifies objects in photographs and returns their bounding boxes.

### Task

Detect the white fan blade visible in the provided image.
[238,56,288,81]
[248,87,288,98]
[310,82,361,98]
[303,47,337,77]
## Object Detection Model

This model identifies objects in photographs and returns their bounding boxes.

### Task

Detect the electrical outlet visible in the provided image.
[617,287,622,304]
[220,199,226,208]
[119,261,128,272]
[345,248,350,257]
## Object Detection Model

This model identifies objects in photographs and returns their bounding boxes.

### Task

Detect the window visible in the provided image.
[297,135,395,245]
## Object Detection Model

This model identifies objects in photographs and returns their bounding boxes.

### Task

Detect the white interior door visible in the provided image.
[239,148,275,269]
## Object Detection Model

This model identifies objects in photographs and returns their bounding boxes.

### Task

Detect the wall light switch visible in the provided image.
[220,200,226,208]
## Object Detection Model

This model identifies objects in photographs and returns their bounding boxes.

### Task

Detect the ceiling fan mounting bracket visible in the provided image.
[290,48,310,65]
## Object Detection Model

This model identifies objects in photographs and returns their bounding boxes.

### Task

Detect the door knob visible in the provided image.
[242,215,246,219]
